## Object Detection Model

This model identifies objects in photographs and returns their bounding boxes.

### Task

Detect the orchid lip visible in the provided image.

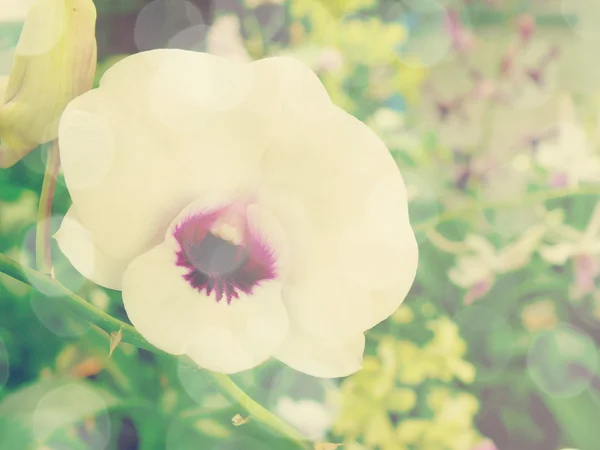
[173,205,278,304]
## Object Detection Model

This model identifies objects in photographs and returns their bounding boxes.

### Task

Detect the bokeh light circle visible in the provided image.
[166,415,271,450]
[19,215,73,297]
[29,290,90,338]
[33,383,111,449]
[260,362,340,442]
[59,108,117,190]
[18,143,56,178]
[177,359,230,409]
[19,215,90,337]
[527,324,598,398]
[398,0,453,68]
[478,158,538,240]
[135,0,207,52]
[559,39,600,93]
[562,0,600,41]
[148,52,254,128]
[15,0,64,56]
[254,3,287,44]
[168,24,209,51]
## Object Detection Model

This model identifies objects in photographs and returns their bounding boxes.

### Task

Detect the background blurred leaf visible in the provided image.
[541,390,600,450]
[0,378,120,449]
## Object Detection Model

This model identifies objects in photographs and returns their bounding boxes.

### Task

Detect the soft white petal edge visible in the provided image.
[122,243,289,374]
[54,208,129,290]
[275,324,365,378]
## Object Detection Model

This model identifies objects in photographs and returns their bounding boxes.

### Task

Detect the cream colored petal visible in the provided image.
[121,245,208,355]
[539,243,575,265]
[184,283,289,373]
[59,50,270,265]
[54,208,129,290]
[275,322,365,378]
[258,109,417,338]
[122,198,290,372]
[122,242,289,372]
[248,56,335,124]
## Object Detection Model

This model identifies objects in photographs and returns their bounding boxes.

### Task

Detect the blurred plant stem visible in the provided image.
[205,370,309,446]
[35,140,60,274]
[414,185,600,233]
[0,252,310,449]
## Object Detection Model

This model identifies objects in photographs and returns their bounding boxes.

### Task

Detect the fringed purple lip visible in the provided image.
[173,206,278,304]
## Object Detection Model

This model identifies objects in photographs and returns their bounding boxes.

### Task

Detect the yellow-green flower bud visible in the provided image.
[0,0,97,168]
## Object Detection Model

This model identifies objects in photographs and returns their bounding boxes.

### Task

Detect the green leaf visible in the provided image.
[0,377,120,449]
[542,390,600,450]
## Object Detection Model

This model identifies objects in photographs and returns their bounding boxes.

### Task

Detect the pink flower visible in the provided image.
[445,10,476,54]
[517,14,536,44]
[472,440,498,450]
[574,255,600,297]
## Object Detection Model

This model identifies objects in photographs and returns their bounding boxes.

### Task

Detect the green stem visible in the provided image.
[0,252,309,449]
[36,140,60,274]
[0,252,156,352]
[206,371,309,448]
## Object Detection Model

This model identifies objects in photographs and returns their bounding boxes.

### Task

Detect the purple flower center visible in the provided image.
[173,208,278,304]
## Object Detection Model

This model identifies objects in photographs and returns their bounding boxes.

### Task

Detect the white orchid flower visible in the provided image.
[54,50,418,377]
[444,215,553,304]
[540,203,600,265]
[535,122,600,187]
[540,203,600,298]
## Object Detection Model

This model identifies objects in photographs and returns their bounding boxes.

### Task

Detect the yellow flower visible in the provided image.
[335,338,416,448]
[396,419,429,445]
[521,300,558,332]
[427,388,479,424]
[336,325,481,450]
[291,0,376,19]
[392,59,428,104]
[290,2,406,67]
[337,18,405,66]
[391,305,414,324]
[397,340,432,385]
[0,0,97,168]
[396,319,476,385]
[396,390,480,450]
[426,318,476,384]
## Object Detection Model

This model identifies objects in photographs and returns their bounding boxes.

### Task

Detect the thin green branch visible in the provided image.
[0,252,309,449]
[36,140,61,274]
[413,185,600,232]
[205,371,309,448]
[0,252,156,351]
